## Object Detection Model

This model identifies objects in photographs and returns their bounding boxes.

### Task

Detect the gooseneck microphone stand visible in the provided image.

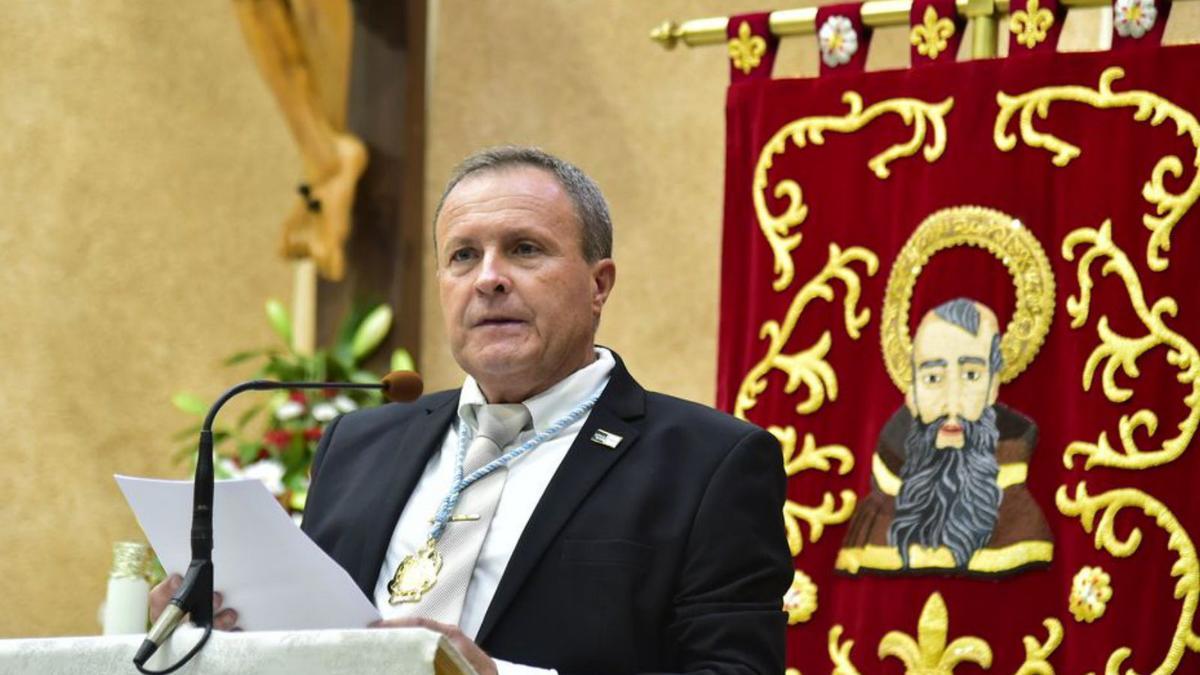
[134,374,421,674]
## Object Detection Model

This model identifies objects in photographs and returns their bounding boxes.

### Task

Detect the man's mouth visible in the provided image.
[474,317,525,328]
[939,422,963,435]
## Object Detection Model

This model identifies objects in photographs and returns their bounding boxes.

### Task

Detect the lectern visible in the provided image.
[0,626,475,675]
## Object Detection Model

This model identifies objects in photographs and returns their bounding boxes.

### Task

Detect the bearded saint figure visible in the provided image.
[836,297,1054,577]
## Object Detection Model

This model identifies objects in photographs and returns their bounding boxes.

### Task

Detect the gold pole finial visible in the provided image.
[650,20,682,49]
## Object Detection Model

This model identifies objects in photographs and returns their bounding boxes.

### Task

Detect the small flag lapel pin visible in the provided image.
[590,429,623,449]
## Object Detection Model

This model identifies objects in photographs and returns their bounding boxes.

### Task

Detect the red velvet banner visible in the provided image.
[719,45,1200,673]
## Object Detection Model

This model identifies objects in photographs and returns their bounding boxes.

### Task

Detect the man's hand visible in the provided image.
[371,617,497,675]
[149,574,241,631]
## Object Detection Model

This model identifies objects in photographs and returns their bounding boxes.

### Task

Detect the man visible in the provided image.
[155,147,791,674]
[836,298,1053,577]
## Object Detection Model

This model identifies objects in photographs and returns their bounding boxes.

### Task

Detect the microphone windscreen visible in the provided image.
[381,370,424,403]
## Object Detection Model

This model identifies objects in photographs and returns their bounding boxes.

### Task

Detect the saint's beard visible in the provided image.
[888,406,1003,569]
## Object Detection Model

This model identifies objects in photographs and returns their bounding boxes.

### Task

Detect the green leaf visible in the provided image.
[223,349,268,367]
[238,441,263,465]
[330,346,355,375]
[350,305,393,360]
[265,299,293,348]
[289,489,308,512]
[348,370,381,385]
[390,348,415,373]
[333,300,380,353]
[172,393,210,416]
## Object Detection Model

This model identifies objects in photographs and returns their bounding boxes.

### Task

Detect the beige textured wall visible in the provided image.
[0,3,294,636]
[421,0,807,401]
[420,0,1200,398]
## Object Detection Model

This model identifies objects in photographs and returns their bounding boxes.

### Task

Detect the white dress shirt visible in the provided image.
[373,348,615,675]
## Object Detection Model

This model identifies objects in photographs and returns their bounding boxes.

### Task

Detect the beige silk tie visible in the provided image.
[402,403,532,625]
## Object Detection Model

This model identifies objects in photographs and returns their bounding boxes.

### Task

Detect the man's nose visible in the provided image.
[944,377,962,419]
[473,251,511,295]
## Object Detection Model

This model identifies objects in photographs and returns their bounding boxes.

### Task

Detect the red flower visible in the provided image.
[264,429,293,448]
[303,427,324,441]
[288,391,307,404]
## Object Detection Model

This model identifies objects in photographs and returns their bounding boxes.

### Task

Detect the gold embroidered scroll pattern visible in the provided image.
[911,6,956,60]
[773,425,857,556]
[829,625,863,675]
[734,244,875,556]
[755,94,953,291]
[1010,0,1055,48]
[728,21,767,75]
[1061,221,1200,471]
[735,244,879,420]
[1015,619,1065,675]
[1057,483,1200,673]
[878,592,993,674]
[995,67,1200,272]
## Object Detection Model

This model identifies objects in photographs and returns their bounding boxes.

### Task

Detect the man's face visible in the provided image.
[435,166,615,403]
[905,306,1000,449]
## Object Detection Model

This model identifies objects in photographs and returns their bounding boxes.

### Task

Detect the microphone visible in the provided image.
[133,371,423,673]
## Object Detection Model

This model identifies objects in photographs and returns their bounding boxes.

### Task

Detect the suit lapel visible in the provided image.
[352,393,459,596]
[476,356,645,643]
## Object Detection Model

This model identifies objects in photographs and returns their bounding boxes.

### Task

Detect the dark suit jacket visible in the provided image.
[301,354,792,675]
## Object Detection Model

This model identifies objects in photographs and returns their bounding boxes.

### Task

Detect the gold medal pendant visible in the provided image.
[388,540,442,604]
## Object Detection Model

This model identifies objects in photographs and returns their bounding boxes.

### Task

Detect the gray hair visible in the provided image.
[433,146,613,263]
[932,298,1004,375]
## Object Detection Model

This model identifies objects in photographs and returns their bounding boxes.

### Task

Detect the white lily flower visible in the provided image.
[242,459,286,496]
[311,402,339,422]
[275,400,306,421]
[333,395,358,413]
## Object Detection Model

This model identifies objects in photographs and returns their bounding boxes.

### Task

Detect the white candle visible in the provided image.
[102,542,151,635]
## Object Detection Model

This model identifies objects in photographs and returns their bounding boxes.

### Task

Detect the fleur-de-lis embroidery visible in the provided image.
[909,6,956,60]
[878,593,993,674]
[1010,0,1055,48]
[728,21,767,75]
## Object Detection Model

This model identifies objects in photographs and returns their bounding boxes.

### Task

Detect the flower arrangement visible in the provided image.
[172,299,411,515]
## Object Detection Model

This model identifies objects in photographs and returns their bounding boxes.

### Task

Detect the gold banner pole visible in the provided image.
[650,0,1132,49]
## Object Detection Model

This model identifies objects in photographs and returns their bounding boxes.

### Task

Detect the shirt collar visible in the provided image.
[458,347,615,435]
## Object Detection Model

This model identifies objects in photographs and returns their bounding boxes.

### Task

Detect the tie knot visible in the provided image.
[473,403,532,452]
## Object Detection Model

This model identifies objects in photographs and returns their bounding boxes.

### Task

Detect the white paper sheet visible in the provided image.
[115,475,382,631]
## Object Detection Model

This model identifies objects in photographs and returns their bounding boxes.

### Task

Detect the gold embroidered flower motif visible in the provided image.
[1069,565,1113,622]
[910,6,956,60]
[818,15,859,68]
[782,570,818,624]
[1010,0,1055,48]
[1114,0,1158,38]
[728,21,767,75]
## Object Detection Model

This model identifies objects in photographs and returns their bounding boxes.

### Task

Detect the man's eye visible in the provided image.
[963,370,981,382]
[513,242,540,256]
[922,373,942,385]
[449,249,476,263]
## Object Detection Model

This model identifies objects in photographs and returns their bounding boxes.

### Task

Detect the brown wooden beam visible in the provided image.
[318,0,426,372]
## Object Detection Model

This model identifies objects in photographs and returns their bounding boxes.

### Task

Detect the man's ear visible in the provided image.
[591,258,616,314]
